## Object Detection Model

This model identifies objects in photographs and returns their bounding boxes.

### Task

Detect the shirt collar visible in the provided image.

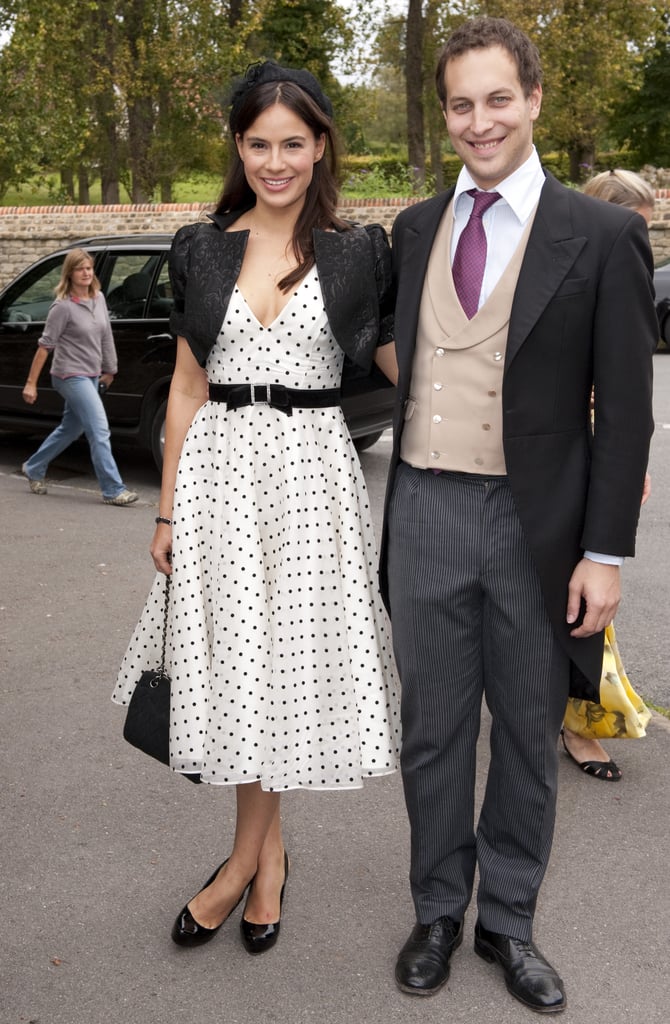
[454,147,545,224]
[70,292,95,307]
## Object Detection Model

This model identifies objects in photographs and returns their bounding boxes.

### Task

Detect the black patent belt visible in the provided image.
[208,382,341,416]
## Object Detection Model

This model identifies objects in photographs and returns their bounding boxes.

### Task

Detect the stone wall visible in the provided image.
[0,193,669,289]
[648,190,670,263]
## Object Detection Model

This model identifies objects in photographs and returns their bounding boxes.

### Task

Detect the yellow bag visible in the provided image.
[563,624,651,739]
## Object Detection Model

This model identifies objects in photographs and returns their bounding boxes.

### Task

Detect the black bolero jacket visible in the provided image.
[168,210,394,371]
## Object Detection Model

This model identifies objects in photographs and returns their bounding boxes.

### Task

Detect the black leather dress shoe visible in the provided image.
[240,851,289,955]
[172,859,245,947]
[474,922,566,1013]
[395,916,464,995]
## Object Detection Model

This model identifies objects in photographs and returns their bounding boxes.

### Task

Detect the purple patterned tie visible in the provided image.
[452,188,501,319]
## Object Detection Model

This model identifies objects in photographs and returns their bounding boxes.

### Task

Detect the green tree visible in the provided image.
[405,0,425,184]
[0,0,282,203]
[250,0,348,80]
[482,0,665,181]
[612,18,670,166]
[372,0,668,188]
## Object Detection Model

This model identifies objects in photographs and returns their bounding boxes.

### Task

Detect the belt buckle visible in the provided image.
[251,384,272,405]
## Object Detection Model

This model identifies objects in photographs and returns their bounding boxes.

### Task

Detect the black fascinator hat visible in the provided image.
[228,60,334,132]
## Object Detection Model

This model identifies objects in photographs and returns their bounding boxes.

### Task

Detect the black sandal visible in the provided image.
[560,728,622,782]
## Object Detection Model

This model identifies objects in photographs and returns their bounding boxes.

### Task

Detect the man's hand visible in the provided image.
[641,471,651,506]
[566,558,621,638]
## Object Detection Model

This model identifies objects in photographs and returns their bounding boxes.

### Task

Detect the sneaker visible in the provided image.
[103,489,138,506]
[22,463,48,495]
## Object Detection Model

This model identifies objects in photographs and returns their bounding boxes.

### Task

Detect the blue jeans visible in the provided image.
[23,375,126,499]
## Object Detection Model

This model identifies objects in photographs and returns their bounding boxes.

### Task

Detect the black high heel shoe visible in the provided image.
[240,851,289,955]
[172,859,246,947]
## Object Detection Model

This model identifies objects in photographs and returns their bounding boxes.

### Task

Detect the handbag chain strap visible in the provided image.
[158,572,171,680]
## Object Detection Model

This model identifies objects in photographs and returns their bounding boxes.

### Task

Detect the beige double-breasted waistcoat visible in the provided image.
[400,200,536,474]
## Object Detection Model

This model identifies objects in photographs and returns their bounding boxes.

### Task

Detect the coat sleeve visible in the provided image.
[582,212,656,556]
[364,223,394,346]
[168,223,199,341]
[314,223,393,370]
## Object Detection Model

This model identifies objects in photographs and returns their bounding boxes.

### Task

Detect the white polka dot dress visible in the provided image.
[113,269,400,790]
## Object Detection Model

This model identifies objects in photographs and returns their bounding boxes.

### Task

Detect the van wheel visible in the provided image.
[150,399,168,473]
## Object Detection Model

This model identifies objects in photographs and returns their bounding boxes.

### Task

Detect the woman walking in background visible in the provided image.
[21,247,137,505]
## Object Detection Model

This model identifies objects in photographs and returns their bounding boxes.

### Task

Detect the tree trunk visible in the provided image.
[90,4,120,204]
[60,167,75,202]
[99,113,121,204]
[128,97,156,202]
[429,129,443,192]
[100,171,121,205]
[568,142,595,184]
[229,0,243,27]
[405,0,425,188]
[124,0,156,203]
[78,166,90,205]
[156,86,174,205]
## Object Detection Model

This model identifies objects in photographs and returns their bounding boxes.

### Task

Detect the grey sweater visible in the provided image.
[39,292,117,377]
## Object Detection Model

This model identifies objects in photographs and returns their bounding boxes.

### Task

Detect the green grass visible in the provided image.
[1,174,219,206]
[644,700,670,720]
[2,175,133,206]
[0,166,427,206]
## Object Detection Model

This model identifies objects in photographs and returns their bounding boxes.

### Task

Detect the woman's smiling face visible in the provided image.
[236,101,325,213]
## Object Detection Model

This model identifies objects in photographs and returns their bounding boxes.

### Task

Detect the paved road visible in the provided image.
[1,355,669,1023]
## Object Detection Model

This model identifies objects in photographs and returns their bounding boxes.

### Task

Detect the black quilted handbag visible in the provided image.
[123,574,201,783]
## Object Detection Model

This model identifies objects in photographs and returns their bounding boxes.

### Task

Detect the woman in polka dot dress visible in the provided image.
[113,61,400,954]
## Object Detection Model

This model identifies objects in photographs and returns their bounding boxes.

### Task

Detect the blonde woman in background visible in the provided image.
[584,168,655,223]
[21,248,137,506]
[560,169,654,780]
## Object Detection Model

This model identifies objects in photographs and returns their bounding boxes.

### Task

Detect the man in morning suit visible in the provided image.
[381,16,656,1014]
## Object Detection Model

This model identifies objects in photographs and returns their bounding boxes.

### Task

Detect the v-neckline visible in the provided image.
[234,282,301,331]
[235,265,318,330]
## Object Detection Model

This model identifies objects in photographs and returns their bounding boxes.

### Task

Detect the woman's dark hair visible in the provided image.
[216,71,348,292]
[435,16,542,107]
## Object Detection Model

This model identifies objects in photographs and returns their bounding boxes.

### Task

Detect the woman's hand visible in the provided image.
[374,341,398,385]
[150,523,173,575]
[99,372,114,389]
[22,346,50,404]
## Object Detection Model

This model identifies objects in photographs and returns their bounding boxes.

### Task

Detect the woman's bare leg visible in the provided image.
[243,800,286,925]
[562,727,611,765]
[561,728,620,779]
[187,782,283,928]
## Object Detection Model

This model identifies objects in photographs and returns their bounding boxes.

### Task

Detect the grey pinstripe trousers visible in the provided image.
[387,463,570,940]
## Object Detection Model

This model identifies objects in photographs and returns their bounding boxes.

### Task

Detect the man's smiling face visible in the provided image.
[442,44,542,190]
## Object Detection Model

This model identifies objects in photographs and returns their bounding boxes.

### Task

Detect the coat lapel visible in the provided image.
[395,191,453,383]
[506,174,587,368]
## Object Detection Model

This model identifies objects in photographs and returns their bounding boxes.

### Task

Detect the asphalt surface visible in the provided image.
[2,358,669,1024]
